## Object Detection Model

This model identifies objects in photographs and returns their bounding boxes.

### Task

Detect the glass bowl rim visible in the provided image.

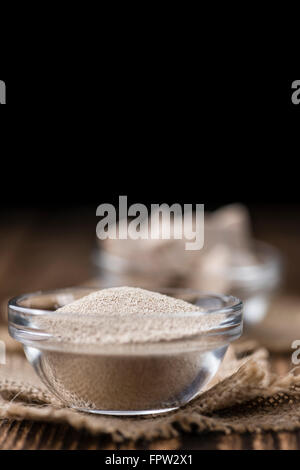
[8,286,243,316]
[8,287,243,354]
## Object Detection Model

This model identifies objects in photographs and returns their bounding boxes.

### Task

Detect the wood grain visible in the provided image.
[1,420,300,450]
[0,209,299,450]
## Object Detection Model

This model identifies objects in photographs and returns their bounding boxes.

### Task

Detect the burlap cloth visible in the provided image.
[1,313,300,442]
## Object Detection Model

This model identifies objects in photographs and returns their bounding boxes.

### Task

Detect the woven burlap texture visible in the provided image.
[1,331,300,442]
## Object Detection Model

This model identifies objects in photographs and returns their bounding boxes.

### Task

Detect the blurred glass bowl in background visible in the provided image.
[93,240,281,325]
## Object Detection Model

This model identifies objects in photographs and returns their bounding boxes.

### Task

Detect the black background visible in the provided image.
[0,76,299,212]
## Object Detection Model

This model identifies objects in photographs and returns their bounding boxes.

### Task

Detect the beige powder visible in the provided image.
[34,287,228,413]
[56,286,203,316]
[40,287,225,345]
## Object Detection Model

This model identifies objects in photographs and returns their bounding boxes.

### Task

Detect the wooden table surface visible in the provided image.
[0,208,299,450]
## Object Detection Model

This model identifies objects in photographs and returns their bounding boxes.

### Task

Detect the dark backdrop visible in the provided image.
[0,77,298,211]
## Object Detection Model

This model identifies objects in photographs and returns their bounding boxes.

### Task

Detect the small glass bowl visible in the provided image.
[8,288,243,416]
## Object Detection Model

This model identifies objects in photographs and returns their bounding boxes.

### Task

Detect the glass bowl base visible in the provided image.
[73,406,179,416]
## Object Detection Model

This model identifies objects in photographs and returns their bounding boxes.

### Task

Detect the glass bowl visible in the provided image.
[210,241,282,325]
[8,288,243,416]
